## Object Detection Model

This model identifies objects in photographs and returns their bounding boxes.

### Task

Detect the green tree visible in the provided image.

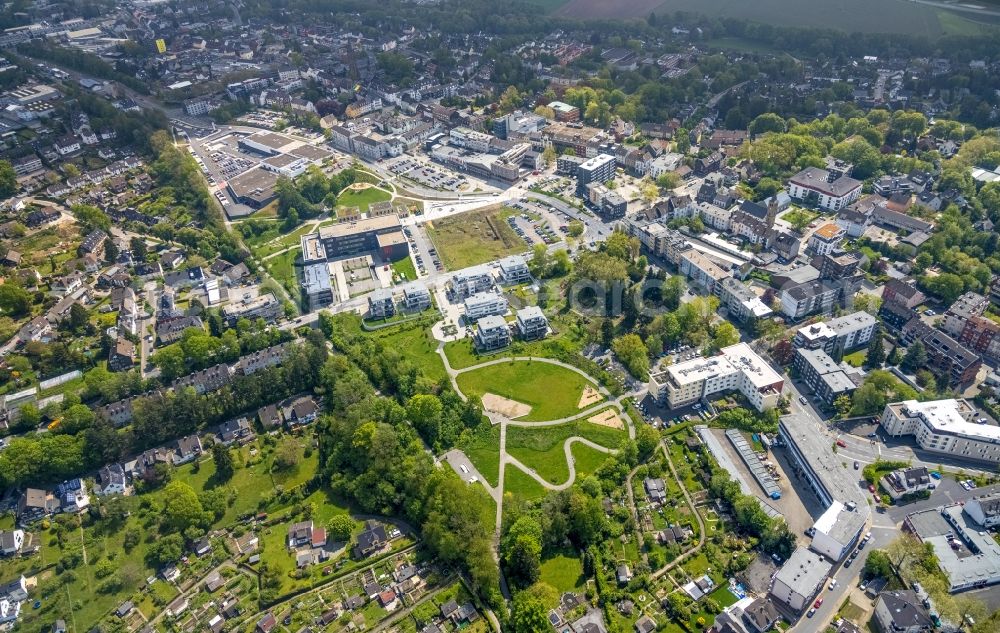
[0,159,16,198]
[541,145,556,167]
[749,113,786,136]
[328,514,355,542]
[212,443,234,481]
[834,395,853,417]
[712,322,740,350]
[566,221,584,238]
[71,204,111,232]
[510,587,551,633]
[612,334,650,380]
[502,516,543,588]
[866,327,885,369]
[130,237,148,262]
[146,533,184,567]
[902,341,927,373]
[656,172,681,191]
[162,481,208,532]
[0,284,31,317]
[662,276,685,311]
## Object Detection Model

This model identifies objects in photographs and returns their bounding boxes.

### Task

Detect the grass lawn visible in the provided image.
[370,323,447,381]
[459,426,501,487]
[425,207,527,270]
[456,360,599,422]
[503,466,548,504]
[843,350,867,367]
[539,551,585,593]
[264,248,300,300]
[571,441,613,478]
[390,253,417,282]
[336,186,391,213]
[505,420,625,484]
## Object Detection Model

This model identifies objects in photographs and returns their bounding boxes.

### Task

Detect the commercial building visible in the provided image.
[497,255,531,285]
[793,347,861,405]
[717,278,772,324]
[787,167,862,211]
[226,167,279,209]
[302,264,333,310]
[900,318,981,387]
[401,282,431,311]
[904,503,1000,592]
[317,215,408,261]
[516,306,548,340]
[548,101,580,122]
[810,500,867,561]
[450,265,494,298]
[475,316,511,351]
[768,547,832,613]
[585,183,627,219]
[368,288,396,319]
[879,399,1000,464]
[464,291,508,320]
[648,343,783,412]
[575,154,616,195]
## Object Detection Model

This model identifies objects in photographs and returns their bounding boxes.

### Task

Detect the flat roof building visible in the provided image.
[904,503,1000,592]
[769,547,832,613]
[880,399,1000,464]
[516,306,548,340]
[302,264,333,311]
[317,215,408,261]
[227,167,279,209]
[475,315,511,351]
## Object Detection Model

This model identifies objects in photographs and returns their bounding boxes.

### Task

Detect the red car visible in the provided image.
[814,598,824,609]
[836,440,847,448]
[868,484,876,493]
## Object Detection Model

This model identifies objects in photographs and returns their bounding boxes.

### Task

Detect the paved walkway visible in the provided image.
[503,437,617,491]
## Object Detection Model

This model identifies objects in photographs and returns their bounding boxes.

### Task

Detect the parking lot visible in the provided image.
[386,156,467,191]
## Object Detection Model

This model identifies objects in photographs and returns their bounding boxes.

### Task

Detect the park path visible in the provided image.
[502,436,617,491]
[651,440,707,580]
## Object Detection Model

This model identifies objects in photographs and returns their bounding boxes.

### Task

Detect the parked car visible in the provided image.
[854,461,860,470]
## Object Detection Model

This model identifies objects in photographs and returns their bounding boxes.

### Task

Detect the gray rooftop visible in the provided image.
[476,315,508,331]
[772,547,832,594]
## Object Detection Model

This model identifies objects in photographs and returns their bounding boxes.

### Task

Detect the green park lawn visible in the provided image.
[539,551,586,593]
[503,466,548,504]
[505,419,625,484]
[371,323,447,381]
[455,361,599,422]
[336,186,391,213]
[425,207,527,270]
[571,441,614,479]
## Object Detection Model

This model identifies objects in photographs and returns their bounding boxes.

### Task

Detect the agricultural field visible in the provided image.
[455,361,600,422]
[425,206,527,270]
[549,0,996,36]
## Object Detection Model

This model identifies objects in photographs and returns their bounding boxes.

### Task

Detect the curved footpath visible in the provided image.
[503,436,617,492]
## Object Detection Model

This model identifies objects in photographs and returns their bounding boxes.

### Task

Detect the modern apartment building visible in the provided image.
[302,263,334,311]
[880,399,1000,464]
[515,306,548,340]
[807,223,845,256]
[368,288,396,319]
[575,153,616,195]
[679,251,731,295]
[792,311,877,356]
[793,347,861,405]
[463,291,508,320]
[221,293,282,326]
[648,343,783,412]
[450,265,494,298]
[717,278,773,324]
[400,281,431,311]
[497,255,531,285]
[475,315,511,351]
[942,291,989,337]
[787,167,862,211]
[900,319,982,387]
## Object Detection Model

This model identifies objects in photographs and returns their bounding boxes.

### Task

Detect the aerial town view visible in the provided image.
[3,1,1000,633]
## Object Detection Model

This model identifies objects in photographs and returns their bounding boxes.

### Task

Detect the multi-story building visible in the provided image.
[515,306,548,340]
[787,167,862,211]
[959,316,1000,364]
[475,315,511,351]
[368,288,396,319]
[679,251,731,295]
[880,399,1000,464]
[807,223,845,256]
[548,101,580,122]
[585,183,628,219]
[401,282,431,311]
[793,347,861,405]
[497,255,531,285]
[717,278,772,324]
[942,291,989,337]
[900,319,982,387]
[302,264,334,311]
[694,201,732,232]
[464,291,508,320]
[904,504,1000,593]
[316,215,408,261]
[814,251,862,281]
[648,343,783,412]
[964,493,1000,529]
[575,154,616,195]
[792,311,877,357]
[450,265,493,298]
[221,293,282,326]
[556,154,585,177]
[768,547,832,613]
[779,279,853,320]
[881,279,925,309]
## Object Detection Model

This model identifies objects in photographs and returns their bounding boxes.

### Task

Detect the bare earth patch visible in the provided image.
[578,386,602,409]
[482,393,532,419]
[587,410,624,430]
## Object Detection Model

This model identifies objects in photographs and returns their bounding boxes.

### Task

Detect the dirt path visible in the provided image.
[651,440,707,580]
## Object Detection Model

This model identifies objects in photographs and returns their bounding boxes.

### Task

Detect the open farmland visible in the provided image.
[550,0,998,36]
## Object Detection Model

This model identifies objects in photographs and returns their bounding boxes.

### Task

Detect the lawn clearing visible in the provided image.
[369,322,447,381]
[425,206,527,270]
[390,253,417,282]
[570,441,613,478]
[505,419,625,484]
[539,551,585,593]
[460,426,501,487]
[336,186,391,213]
[503,466,548,503]
[843,350,867,367]
[456,361,599,422]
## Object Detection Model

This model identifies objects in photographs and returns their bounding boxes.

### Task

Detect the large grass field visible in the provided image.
[503,466,548,504]
[455,361,600,422]
[425,206,527,270]
[549,0,999,36]
[505,418,625,484]
[336,186,391,213]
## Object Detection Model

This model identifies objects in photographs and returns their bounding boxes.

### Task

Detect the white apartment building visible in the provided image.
[464,291,508,320]
[793,311,877,355]
[679,251,731,295]
[450,265,494,298]
[807,223,845,256]
[497,255,531,285]
[694,201,732,232]
[717,278,773,324]
[965,493,1000,529]
[768,547,832,613]
[648,343,784,412]
[401,281,431,311]
[788,167,862,211]
[880,399,1000,464]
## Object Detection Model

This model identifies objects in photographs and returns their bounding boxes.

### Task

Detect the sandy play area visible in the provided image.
[578,386,602,408]
[482,393,532,419]
[587,409,624,429]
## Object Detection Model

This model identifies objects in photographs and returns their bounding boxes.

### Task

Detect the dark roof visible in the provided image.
[876,591,932,629]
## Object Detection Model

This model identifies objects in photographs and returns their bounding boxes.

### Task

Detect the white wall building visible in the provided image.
[768,547,831,613]
[880,399,1000,464]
